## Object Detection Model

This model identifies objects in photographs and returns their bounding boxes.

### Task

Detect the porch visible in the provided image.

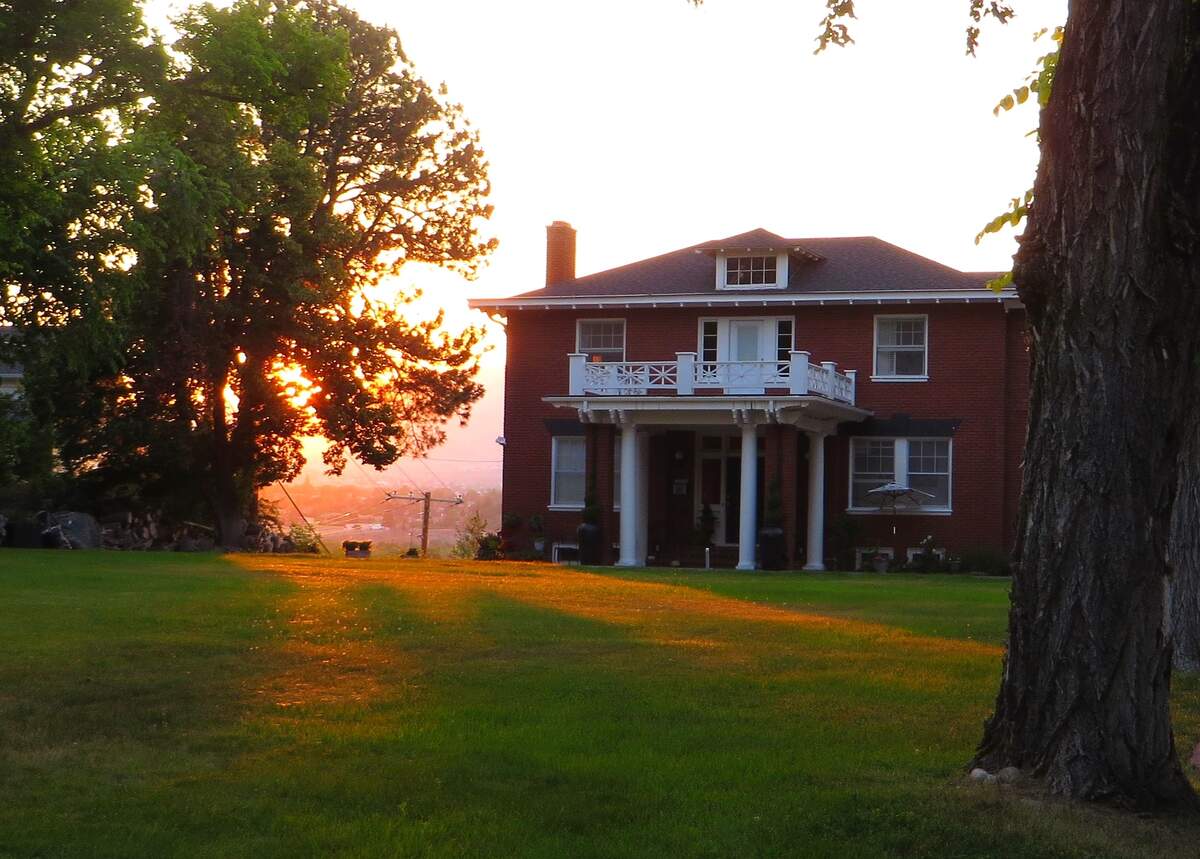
[547,395,870,570]
[567,351,857,403]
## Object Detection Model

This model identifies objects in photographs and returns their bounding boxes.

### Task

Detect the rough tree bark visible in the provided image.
[973,0,1200,807]
[1171,423,1200,673]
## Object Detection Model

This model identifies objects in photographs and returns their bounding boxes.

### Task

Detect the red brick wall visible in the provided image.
[500,303,1030,565]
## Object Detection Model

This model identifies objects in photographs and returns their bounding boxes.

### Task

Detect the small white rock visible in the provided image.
[969,767,991,782]
[997,766,1021,784]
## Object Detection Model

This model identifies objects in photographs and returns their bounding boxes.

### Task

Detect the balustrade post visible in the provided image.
[844,369,857,404]
[676,352,696,396]
[790,351,810,395]
[568,353,587,396]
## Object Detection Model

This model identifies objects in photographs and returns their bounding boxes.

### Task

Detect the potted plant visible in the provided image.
[757,480,786,571]
[870,550,891,573]
[529,514,546,555]
[576,489,604,565]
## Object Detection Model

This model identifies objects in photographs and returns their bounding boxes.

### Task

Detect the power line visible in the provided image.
[275,481,331,555]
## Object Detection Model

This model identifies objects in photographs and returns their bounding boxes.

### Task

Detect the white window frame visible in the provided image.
[552,543,580,564]
[906,546,947,563]
[847,437,953,515]
[872,314,929,381]
[855,546,895,570]
[715,253,789,291]
[549,436,586,511]
[576,318,626,362]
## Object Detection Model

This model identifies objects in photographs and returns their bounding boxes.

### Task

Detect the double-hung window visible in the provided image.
[874,315,928,379]
[577,319,625,362]
[850,437,952,512]
[550,437,586,509]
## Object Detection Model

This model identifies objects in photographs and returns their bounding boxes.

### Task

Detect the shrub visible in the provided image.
[288,523,321,553]
[476,532,503,560]
[452,510,488,559]
[959,546,1012,576]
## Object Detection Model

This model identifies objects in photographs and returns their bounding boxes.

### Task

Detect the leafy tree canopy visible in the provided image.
[1,0,495,544]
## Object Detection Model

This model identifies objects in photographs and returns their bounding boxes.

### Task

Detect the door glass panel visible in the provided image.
[731,322,760,362]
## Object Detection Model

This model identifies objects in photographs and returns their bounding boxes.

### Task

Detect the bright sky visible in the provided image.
[150,0,1067,490]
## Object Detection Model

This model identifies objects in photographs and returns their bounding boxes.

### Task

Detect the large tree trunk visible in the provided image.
[1171,423,1200,673]
[973,0,1200,807]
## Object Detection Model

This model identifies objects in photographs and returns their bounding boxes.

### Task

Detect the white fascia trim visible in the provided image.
[468,288,1015,312]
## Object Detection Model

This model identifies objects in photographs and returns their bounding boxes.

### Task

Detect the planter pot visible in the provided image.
[532,537,546,554]
[871,554,890,573]
[758,526,786,571]
[576,522,603,565]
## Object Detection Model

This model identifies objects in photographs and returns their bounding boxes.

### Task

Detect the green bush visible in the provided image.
[288,523,321,553]
[959,546,1012,576]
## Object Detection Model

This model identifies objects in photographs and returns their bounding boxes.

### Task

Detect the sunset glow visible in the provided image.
[149,0,1068,488]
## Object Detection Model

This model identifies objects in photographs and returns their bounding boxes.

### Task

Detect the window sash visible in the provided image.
[726,255,777,286]
[577,320,625,362]
[850,437,950,511]
[551,437,586,508]
[775,318,793,364]
[875,316,928,377]
[700,320,719,363]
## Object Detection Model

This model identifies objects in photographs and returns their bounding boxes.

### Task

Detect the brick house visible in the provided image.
[469,223,1028,570]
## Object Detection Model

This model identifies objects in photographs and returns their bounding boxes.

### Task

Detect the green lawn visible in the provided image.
[1,551,1198,858]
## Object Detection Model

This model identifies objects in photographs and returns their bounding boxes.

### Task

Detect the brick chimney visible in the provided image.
[545,220,576,286]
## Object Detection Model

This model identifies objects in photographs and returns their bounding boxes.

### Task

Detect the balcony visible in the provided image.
[567,351,856,405]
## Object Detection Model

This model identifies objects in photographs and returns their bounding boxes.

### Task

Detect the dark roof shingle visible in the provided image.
[513,228,1000,299]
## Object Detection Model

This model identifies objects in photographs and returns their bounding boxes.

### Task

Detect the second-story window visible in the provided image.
[577,319,625,362]
[874,315,928,379]
[725,255,777,286]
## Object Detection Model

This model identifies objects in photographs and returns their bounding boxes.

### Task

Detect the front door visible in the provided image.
[728,320,766,393]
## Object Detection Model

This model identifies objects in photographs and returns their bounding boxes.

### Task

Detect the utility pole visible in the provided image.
[385,489,463,557]
[420,491,431,557]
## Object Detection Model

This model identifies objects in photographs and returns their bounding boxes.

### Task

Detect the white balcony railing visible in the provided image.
[568,351,856,405]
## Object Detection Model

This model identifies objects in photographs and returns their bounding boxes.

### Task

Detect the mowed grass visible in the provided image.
[1,552,1199,858]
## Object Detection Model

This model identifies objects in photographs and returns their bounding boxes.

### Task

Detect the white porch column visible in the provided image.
[736,422,759,571]
[617,424,640,567]
[803,431,827,571]
[635,431,650,564]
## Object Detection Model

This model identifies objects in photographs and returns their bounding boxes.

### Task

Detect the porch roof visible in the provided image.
[543,394,871,434]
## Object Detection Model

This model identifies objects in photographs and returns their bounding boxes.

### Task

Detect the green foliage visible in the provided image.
[451,509,488,559]
[974,26,1063,289]
[581,489,602,526]
[288,522,322,553]
[762,480,784,528]
[1,1,495,542]
[959,546,1012,576]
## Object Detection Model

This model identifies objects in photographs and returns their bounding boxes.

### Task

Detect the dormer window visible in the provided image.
[717,253,788,290]
[726,255,776,286]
